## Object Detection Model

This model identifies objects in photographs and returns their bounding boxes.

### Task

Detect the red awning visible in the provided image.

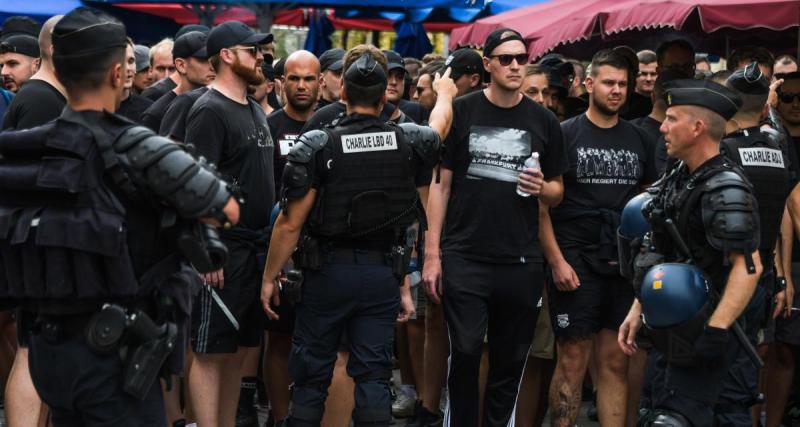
[450,0,800,60]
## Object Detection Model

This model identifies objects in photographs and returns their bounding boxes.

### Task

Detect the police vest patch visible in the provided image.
[738,147,785,168]
[341,131,398,153]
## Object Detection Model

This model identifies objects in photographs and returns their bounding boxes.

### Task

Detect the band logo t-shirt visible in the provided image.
[552,114,657,246]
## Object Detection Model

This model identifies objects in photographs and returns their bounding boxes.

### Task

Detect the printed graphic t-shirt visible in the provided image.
[552,114,657,247]
[441,90,569,263]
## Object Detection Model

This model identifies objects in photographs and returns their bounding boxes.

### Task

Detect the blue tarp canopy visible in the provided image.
[0,0,82,23]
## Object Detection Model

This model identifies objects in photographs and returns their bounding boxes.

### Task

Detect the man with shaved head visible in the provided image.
[259,49,320,424]
[2,15,65,130]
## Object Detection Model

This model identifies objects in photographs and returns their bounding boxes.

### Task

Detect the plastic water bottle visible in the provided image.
[517,152,540,197]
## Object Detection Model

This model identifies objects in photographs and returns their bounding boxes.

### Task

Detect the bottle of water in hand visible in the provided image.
[517,152,540,198]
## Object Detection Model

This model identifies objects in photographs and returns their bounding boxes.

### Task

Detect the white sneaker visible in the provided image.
[392,392,416,418]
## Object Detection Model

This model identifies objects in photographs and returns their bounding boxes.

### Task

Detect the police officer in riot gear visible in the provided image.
[260,45,456,427]
[0,7,239,425]
[714,62,794,426]
[617,79,763,427]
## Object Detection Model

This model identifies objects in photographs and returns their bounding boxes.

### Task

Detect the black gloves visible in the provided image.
[693,325,729,366]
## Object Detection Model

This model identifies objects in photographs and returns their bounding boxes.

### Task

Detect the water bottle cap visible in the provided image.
[531,152,539,159]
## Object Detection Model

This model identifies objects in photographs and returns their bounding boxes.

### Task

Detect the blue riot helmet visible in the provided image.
[640,263,712,365]
[617,192,653,278]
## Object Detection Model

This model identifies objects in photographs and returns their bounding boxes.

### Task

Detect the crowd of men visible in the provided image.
[1,6,800,427]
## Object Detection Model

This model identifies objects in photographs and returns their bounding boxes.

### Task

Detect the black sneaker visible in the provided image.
[405,401,422,427]
[409,405,442,427]
[236,400,259,427]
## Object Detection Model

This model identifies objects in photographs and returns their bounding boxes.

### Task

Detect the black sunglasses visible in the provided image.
[488,54,528,66]
[779,92,800,103]
[227,46,258,57]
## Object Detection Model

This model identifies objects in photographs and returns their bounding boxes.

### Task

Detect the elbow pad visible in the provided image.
[399,123,440,169]
[701,171,760,266]
[113,126,232,222]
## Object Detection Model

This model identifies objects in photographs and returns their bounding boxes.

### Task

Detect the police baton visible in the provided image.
[664,219,764,369]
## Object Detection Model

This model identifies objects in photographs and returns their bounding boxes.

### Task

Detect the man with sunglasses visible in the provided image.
[184,21,275,427]
[423,28,568,427]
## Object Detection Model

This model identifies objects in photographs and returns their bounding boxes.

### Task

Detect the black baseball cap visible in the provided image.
[345,53,386,87]
[538,53,574,93]
[445,48,482,80]
[483,28,525,57]
[261,60,276,80]
[206,21,273,57]
[0,34,39,58]
[319,48,344,72]
[176,24,210,38]
[52,7,127,59]
[382,49,406,72]
[274,57,286,78]
[0,16,40,42]
[173,31,208,59]
[663,79,742,121]
[727,61,769,95]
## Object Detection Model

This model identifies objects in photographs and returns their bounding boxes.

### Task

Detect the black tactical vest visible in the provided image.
[0,111,154,310]
[307,114,419,245]
[721,127,791,267]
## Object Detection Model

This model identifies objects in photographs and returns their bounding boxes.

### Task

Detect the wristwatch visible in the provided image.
[777,276,788,291]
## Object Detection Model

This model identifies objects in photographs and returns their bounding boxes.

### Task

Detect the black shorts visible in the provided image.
[775,262,800,347]
[547,250,634,339]
[191,240,263,353]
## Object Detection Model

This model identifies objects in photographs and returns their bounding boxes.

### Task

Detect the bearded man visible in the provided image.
[184,21,276,427]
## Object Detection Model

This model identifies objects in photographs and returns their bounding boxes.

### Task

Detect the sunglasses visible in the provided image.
[227,46,258,57]
[488,54,528,66]
[415,85,431,96]
[779,92,800,103]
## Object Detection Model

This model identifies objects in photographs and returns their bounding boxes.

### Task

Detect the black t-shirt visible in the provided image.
[441,90,569,263]
[141,90,178,131]
[316,97,333,111]
[159,87,208,141]
[267,108,307,195]
[621,92,652,121]
[302,101,397,133]
[631,115,667,177]
[552,114,657,247]
[141,77,178,102]
[2,80,65,130]
[117,93,153,125]
[185,88,275,230]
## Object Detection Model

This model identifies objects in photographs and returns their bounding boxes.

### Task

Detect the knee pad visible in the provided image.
[641,410,692,427]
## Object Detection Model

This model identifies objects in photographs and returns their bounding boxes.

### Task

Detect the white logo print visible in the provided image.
[557,314,570,329]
